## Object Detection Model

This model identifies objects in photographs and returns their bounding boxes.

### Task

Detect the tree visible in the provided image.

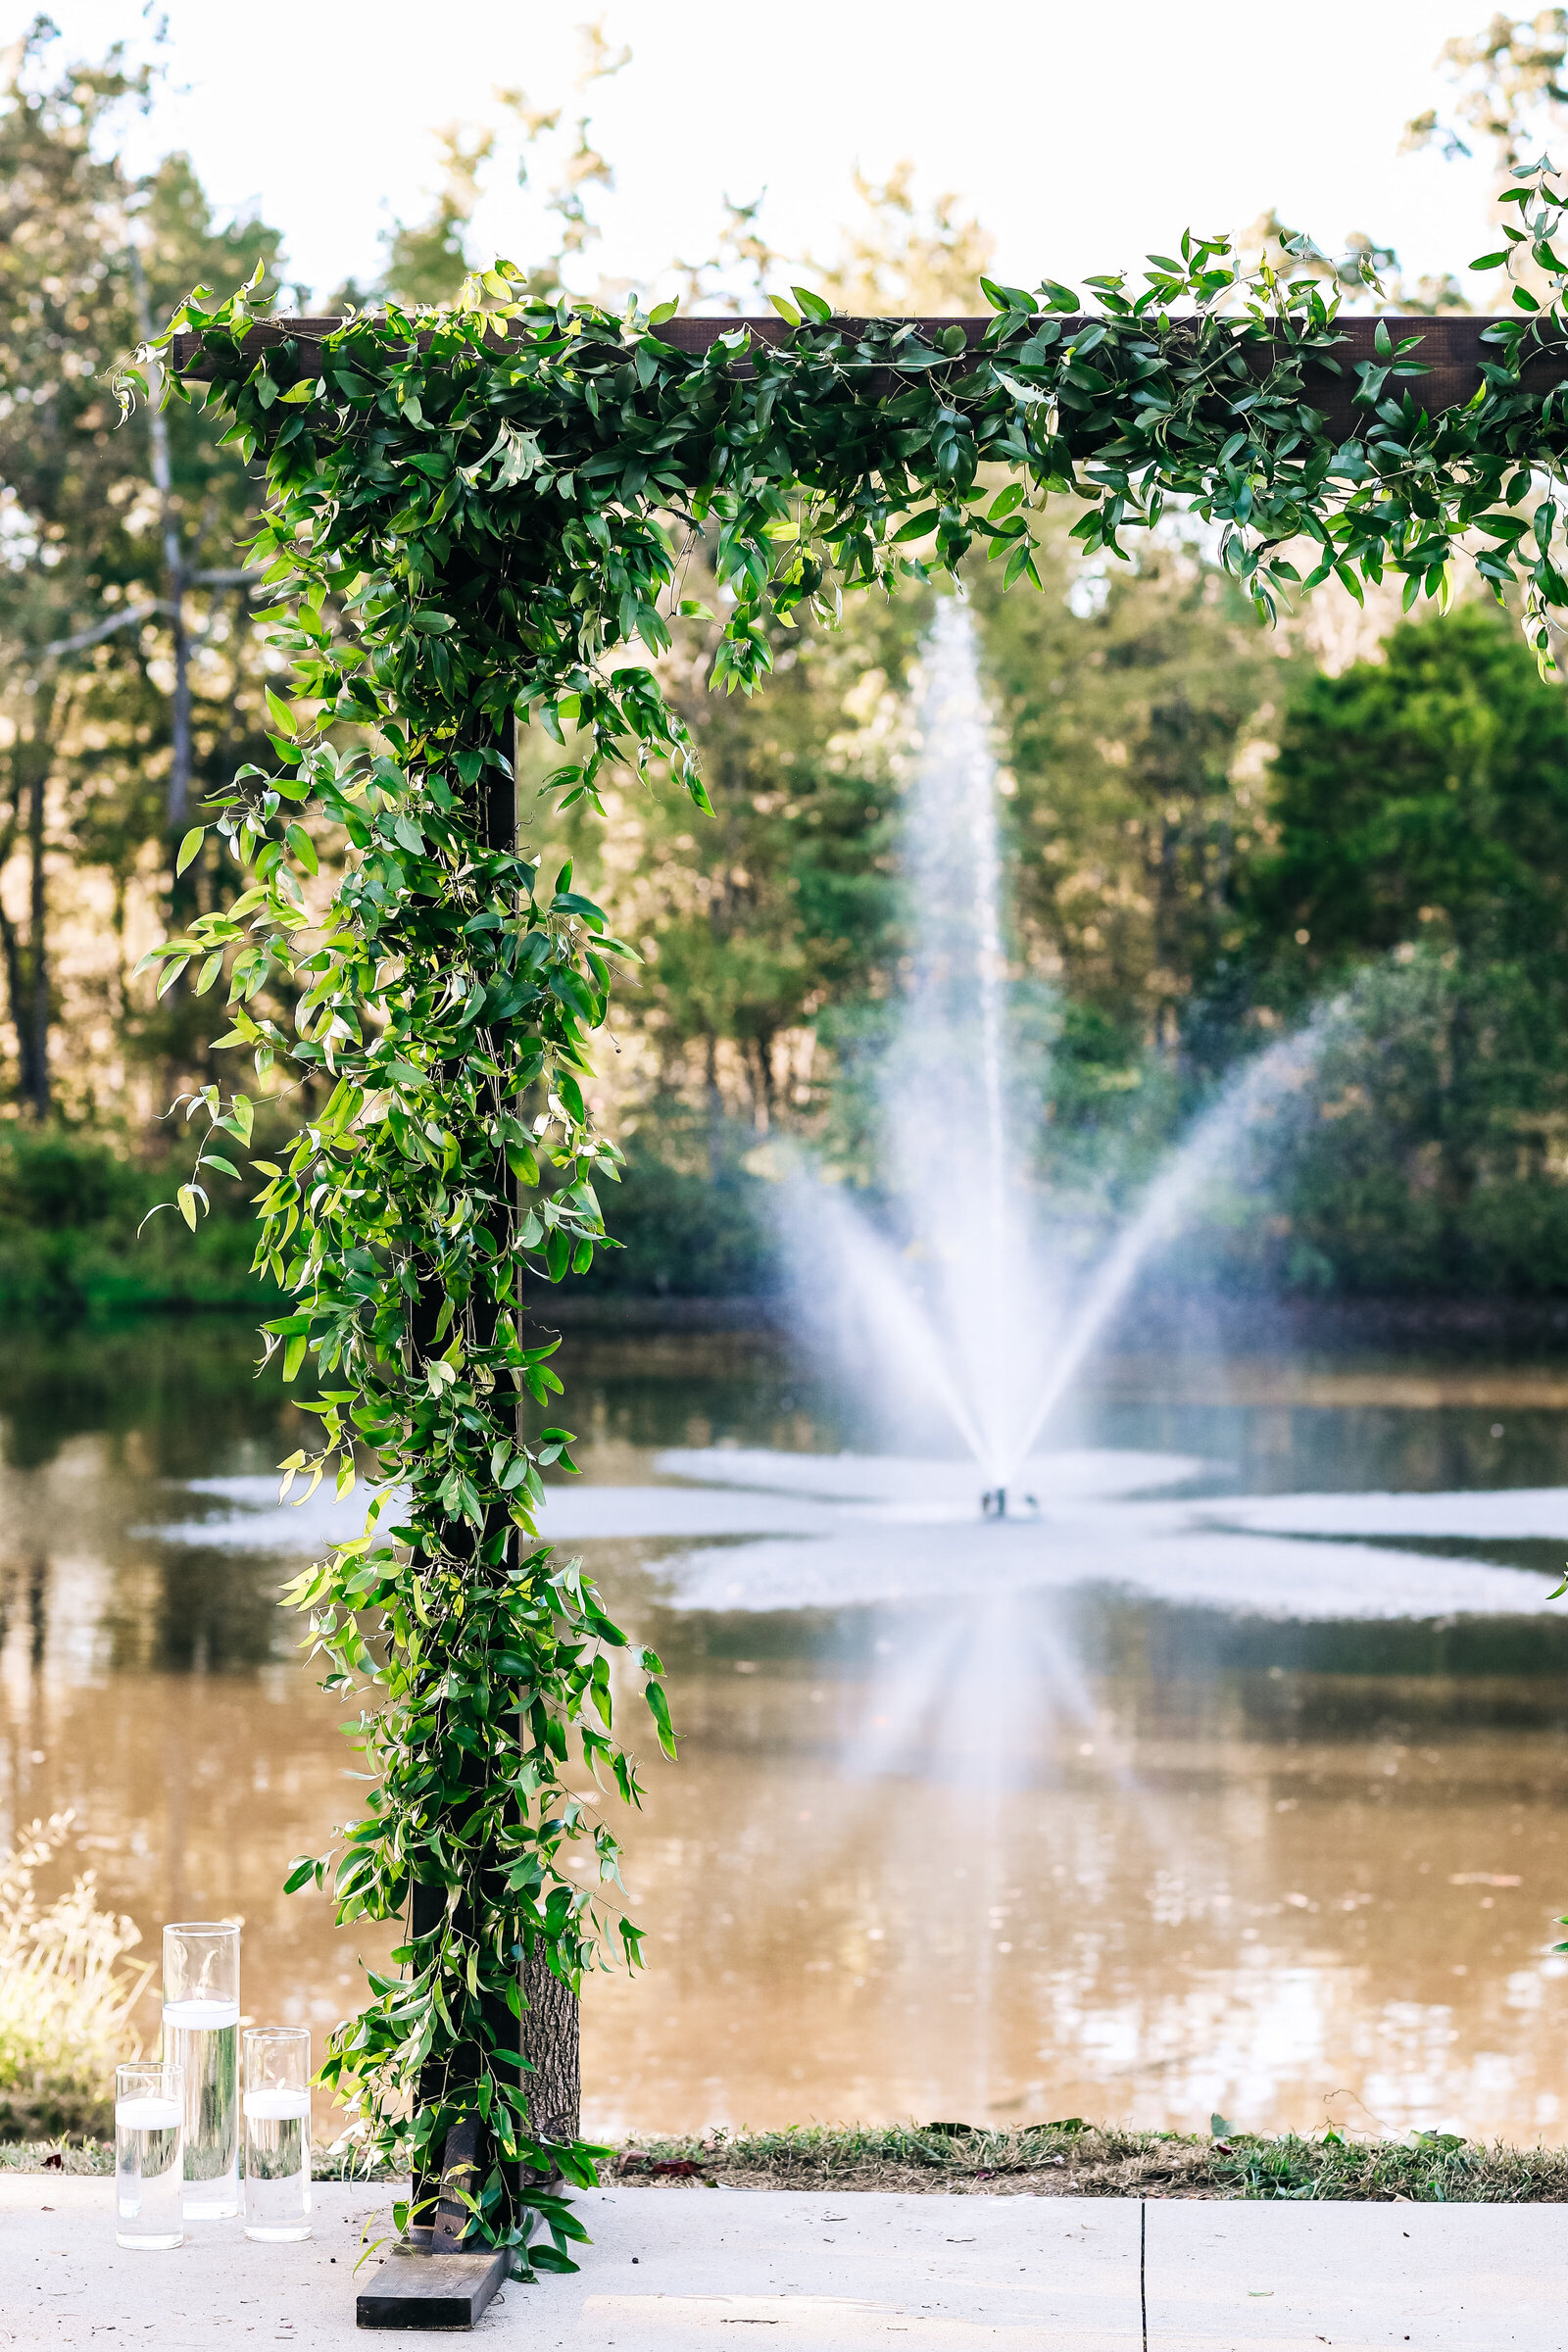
[812,165,997,315]
[1406,8,1568,172]
[373,24,629,312]
[0,22,141,1117]
[0,20,284,1120]
[1404,9,1568,309]
[1242,603,1568,976]
[548,561,923,1165]
[1234,605,1568,1279]
[975,519,1290,1054]
[1229,943,1568,1294]
[676,161,1000,318]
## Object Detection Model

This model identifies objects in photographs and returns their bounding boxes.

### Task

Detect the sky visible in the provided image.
[15,0,1513,309]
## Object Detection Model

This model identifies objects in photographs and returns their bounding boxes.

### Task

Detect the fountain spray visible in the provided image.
[782,600,1330,1502]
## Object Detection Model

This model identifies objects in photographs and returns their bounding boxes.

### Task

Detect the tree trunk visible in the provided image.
[1438,968,1480,1284]
[166,588,192,832]
[2,685,57,1120]
[134,249,193,831]
[26,726,49,1120]
[522,1946,580,2148]
[705,1033,725,1180]
[0,887,25,1109]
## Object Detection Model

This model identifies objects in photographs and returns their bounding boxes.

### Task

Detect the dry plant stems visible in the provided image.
[0,1814,150,2122]
[113,169,1568,2259]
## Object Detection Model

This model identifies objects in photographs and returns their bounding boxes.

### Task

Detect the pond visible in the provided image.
[5,1311,1568,2145]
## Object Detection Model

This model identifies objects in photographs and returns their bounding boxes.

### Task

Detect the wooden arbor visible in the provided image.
[173,310,1568,426]
[165,302,1568,2328]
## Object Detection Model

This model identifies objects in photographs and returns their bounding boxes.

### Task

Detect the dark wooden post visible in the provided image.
[379,722,577,2327]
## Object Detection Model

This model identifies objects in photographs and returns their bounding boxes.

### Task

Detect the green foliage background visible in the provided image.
[17,16,1568,1313]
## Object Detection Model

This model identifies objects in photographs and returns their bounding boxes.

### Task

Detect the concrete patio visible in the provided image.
[3,2175,1562,2347]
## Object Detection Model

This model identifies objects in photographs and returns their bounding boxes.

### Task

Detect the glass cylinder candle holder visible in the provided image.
[115,2061,184,2249]
[243,2027,312,2241]
[162,1921,240,2219]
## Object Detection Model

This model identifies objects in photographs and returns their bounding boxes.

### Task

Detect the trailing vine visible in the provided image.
[119,169,1568,2261]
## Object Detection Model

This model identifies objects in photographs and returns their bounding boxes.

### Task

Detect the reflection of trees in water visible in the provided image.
[642,1584,1568,1744]
[533,1331,868,1457]
[0,1556,52,1678]
[5,1544,291,1682]
[1095,1392,1568,1503]
[0,1317,307,1676]
[102,1548,289,1678]
[0,1315,295,1475]
[1070,1588,1568,1722]
[27,1556,45,1676]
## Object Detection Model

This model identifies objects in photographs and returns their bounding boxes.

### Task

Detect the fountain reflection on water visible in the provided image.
[763,603,1349,2122]
[765,594,1358,1896]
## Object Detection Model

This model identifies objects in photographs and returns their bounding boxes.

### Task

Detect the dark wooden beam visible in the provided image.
[166,313,1568,444]
[355,2243,511,2329]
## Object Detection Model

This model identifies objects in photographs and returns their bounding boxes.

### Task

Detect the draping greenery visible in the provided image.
[117,174,1568,2259]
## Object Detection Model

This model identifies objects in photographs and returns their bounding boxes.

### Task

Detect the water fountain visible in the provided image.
[161,601,1556,1644]
[159,604,1555,1638]
[779,597,1324,1503]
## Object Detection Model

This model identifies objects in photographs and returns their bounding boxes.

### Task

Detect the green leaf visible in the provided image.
[792,286,832,322]
[645,1679,678,1759]
[286,821,319,874]
[176,826,205,875]
[768,294,802,327]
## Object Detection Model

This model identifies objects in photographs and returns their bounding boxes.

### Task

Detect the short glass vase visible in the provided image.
[115,2061,184,2250]
[243,2026,312,2242]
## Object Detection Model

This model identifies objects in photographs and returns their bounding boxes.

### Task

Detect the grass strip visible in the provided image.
[609,2122,1568,2201]
[8,2122,1568,2200]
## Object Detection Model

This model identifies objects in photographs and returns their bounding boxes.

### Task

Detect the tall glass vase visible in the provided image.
[162,1922,240,2219]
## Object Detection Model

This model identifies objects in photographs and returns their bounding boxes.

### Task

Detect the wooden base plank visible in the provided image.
[356,2244,512,2330]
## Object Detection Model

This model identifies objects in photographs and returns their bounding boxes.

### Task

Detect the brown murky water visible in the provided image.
[6,1317,1568,2143]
